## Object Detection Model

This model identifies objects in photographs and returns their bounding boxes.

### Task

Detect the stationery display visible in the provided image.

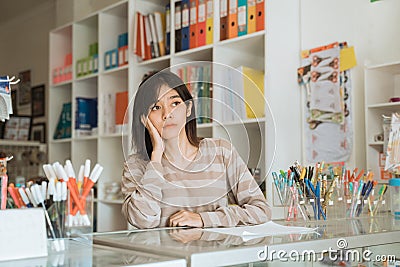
[272,161,388,221]
[52,53,72,84]
[0,75,19,121]
[0,159,102,250]
[76,43,98,78]
[104,33,128,70]
[298,42,357,163]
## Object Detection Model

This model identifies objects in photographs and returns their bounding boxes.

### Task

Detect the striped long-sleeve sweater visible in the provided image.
[121,138,271,228]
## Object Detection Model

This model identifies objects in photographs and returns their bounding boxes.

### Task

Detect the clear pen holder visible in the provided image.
[284,195,308,222]
[65,189,94,239]
[326,195,346,219]
[46,200,68,252]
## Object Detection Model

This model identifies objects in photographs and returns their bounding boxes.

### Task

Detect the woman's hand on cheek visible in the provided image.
[141,115,164,161]
[168,210,204,228]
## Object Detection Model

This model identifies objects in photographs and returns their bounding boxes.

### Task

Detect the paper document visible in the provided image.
[203,221,317,242]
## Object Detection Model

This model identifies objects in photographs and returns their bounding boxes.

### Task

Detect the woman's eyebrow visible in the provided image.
[155,94,181,103]
[169,95,181,99]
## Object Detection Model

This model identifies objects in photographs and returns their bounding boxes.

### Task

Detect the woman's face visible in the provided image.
[147,85,191,140]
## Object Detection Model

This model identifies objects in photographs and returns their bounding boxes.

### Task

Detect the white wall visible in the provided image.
[300,0,400,168]
[55,0,122,27]
[0,1,56,124]
[266,1,302,218]
[0,0,123,131]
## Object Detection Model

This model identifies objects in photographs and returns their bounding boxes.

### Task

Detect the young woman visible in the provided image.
[122,70,270,229]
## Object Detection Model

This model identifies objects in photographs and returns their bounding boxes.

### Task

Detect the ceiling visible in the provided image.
[0,0,52,26]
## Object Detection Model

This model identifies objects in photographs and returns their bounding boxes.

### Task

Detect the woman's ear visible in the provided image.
[186,100,193,117]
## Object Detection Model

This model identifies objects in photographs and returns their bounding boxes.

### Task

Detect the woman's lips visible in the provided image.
[163,124,176,128]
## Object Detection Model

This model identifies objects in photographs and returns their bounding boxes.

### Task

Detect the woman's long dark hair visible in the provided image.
[132,70,200,160]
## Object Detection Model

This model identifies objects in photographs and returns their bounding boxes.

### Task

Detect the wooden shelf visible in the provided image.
[0,140,42,147]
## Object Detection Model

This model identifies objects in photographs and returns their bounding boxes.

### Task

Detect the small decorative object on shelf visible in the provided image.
[385,113,400,175]
[0,75,20,122]
[0,153,13,210]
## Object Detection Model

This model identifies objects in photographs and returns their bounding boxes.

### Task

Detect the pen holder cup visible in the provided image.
[302,196,343,221]
[45,201,68,252]
[325,196,346,219]
[389,178,400,219]
[65,189,94,238]
[303,197,324,221]
[343,191,388,218]
[283,196,308,222]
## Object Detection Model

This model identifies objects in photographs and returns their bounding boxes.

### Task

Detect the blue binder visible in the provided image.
[181,0,190,51]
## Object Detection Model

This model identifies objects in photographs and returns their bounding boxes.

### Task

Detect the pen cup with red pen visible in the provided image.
[45,160,102,239]
[65,188,94,237]
[63,161,102,238]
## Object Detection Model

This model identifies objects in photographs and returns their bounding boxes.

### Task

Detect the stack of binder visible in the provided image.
[219,0,264,41]
[133,9,168,61]
[175,0,214,53]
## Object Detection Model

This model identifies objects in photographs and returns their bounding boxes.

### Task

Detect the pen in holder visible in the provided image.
[371,184,388,216]
[272,171,308,221]
[42,159,103,242]
[65,188,94,237]
[274,163,388,221]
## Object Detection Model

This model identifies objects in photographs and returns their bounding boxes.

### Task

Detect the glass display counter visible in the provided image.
[0,238,186,267]
[92,215,400,267]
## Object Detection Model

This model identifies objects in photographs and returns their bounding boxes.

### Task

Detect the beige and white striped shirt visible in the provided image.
[121,138,271,228]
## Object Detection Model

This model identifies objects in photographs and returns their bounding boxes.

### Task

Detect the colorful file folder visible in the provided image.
[206,0,214,44]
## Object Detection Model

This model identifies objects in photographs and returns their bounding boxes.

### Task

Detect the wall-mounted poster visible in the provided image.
[31,84,45,117]
[17,70,31,115]
[30,123,46,143]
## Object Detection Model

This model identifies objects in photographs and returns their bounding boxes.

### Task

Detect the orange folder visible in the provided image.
[189,0,198,49]
[133,12,142,58]
[197,0,206,46]
[227,0,238,39]
[142,15,151,60]
[115,91,128,125]
[247,0,256,34]
[220,0,228,41]
[255,0,264,31]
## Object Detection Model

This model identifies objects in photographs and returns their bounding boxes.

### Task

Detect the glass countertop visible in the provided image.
[91,215,400,266]
[0,239,186,267]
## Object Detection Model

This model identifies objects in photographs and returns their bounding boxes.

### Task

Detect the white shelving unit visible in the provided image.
[365,61,400,182]
[49,0,272,232]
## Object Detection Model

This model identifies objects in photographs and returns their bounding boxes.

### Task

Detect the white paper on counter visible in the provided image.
[203,221,317,242]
